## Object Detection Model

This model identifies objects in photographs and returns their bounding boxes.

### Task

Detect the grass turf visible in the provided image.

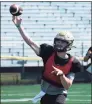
[1,83,91,104]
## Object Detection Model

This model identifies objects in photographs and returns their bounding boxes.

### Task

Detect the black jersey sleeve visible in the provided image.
[39,43,54,59]
[87,47,92,58]
[88,46,92,51]
[70,57,83,73]
[85,47,92,62]
[86,46,92,56]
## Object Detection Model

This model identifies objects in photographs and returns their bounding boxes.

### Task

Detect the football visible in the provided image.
[9,4,23,16]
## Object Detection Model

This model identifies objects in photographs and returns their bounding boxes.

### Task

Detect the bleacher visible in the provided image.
[1,1,91,67]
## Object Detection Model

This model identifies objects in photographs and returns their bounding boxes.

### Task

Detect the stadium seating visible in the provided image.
[1,2,91,66]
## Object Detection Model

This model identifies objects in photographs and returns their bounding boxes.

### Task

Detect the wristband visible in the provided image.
[16,25,20,28]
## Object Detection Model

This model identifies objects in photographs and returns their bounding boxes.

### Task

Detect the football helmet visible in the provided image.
[54,31,74,52]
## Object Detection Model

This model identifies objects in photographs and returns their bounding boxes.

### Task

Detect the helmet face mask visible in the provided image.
[54,31,74,52]
[54,38,70,52]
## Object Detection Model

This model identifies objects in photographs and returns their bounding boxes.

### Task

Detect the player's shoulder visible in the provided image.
[68,55,82,73]
[39,43,54,58]
[40,43,54,50]
[69,54,81,64]
[88,46,92,51]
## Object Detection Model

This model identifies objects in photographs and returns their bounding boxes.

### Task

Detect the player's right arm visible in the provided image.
[84,47,92,62]
[12,16,40,56]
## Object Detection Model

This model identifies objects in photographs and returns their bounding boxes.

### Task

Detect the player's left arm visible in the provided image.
[60,73,75,90]
[84,47,92,62]
[52,66,75,90]
[59,57,82,89]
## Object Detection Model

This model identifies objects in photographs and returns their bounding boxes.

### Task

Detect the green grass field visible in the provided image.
[1,83,91,104]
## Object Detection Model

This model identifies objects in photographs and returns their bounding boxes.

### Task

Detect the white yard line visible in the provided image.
[68,91,90,94]
[1,93,91,96]
[1,93,37,96]
[68,95,91,96]
[67,99,91,101]
[1,98,91,102]
[1,98,33,102]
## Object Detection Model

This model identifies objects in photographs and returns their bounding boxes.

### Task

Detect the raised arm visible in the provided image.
[12,16,40,56]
